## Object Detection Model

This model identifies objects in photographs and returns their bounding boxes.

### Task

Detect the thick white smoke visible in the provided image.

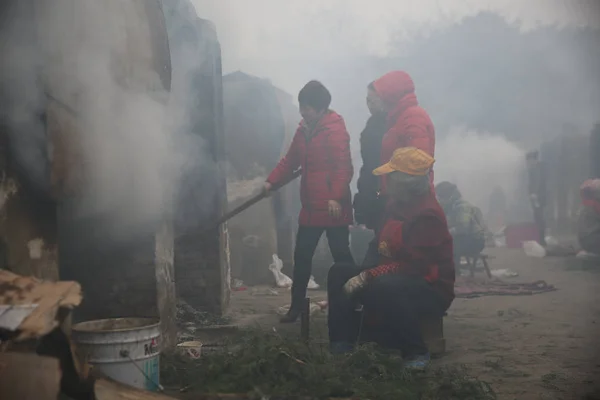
[434,127,526,217]
[190,0,599,225]
[0,0,211,241]
[192,0,598,89]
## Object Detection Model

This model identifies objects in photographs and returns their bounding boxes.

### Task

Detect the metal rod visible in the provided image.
[300,297,310,342]
[211,169,301,229]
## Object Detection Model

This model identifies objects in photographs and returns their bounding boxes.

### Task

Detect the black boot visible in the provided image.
[280,287,304,323]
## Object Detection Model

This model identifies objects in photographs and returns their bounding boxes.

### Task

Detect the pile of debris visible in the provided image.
[0,270,176,400]
[176,298,232,338]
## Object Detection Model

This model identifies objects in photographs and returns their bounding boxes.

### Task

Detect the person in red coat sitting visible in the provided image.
[265,80,355,323]
[327,147,455,370]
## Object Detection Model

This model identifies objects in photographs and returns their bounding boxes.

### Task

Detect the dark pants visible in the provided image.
[532,205,547,246]
[327,263,445,357]
[362,237,380,267]
[290,226,355,310]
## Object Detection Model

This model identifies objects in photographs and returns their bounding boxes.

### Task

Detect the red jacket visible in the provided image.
[372,71,435,193]
[267,111,354,227]
[364,192,455,310]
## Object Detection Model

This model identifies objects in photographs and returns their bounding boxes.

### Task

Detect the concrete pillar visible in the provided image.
[165,7,230,315]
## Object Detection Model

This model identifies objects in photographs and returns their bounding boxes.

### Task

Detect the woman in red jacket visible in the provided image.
[370,71,436,190]
[360,71,437,266]
[265,81,355,323]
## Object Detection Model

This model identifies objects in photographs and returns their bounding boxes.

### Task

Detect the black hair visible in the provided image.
[435,181,458,199]
[368,82,375,90]
[298,80,331,112]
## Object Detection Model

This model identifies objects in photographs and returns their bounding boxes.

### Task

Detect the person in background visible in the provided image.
[358,71,437,266]
[264,80,355,323]
[435,182,486,269]
[526,151,547,246]
[353,82,387,266]
[578,179,600,256]
[327,147,454,370]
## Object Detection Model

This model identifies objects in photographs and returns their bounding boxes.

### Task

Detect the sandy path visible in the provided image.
[226,248,600,399]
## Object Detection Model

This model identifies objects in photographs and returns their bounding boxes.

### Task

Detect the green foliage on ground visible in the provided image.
[161,329,495,399]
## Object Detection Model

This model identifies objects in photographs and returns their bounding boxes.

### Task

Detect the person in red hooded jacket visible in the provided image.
[359,72,436,267]
[370,71,435,191]
[265,80,355,323]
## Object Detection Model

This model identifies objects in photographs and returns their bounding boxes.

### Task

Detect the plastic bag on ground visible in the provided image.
[269,254,293,288]
[491,269,519,278]
[523,241,546,258]
[307,275,320,290]
[545,236,559,247]
[576,250,600,259]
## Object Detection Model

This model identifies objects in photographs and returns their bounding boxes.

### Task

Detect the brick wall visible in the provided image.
[167,10,229,315]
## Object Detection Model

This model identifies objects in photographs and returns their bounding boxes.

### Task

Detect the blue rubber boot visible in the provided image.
[403,353,431,371]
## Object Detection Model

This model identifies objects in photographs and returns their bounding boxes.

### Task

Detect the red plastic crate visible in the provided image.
[505,223,540,248]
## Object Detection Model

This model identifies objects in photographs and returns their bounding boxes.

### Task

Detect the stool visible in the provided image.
[420,313,446,356]
[465,253,492,278]
[356,309,447,357]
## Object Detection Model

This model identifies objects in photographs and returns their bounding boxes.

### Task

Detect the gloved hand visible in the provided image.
[343,272,368,297]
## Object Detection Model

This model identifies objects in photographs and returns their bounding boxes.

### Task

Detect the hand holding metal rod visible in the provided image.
[210,168,302,230]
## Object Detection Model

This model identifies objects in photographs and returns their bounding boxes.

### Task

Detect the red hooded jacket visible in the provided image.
[364,192,455,310]
[372,71,435,193]
[267,111,354,227]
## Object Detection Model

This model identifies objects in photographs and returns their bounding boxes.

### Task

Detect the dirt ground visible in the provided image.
[221,248,600,399]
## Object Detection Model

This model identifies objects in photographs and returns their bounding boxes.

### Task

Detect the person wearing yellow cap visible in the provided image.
[327,147,455,370]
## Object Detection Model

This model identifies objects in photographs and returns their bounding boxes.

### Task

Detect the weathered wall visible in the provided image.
[0,0,59,282]
[222,72,300,285]
[34,0,176,348]
[164,0,229,314]
[272,87,301,274]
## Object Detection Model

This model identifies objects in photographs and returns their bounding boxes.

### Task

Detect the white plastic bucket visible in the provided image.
[72,318,161,391]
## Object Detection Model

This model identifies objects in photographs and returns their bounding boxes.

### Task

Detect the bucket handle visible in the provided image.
[119,350,164,392]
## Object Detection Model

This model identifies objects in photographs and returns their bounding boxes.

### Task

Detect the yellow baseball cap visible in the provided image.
[373,147,435,176]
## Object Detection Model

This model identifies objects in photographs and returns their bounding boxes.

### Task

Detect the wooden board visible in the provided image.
[0,270,81,341]
[0,352,61,400]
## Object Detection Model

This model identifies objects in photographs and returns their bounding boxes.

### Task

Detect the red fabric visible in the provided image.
[372,71,435,193]
[364,192,455,310]
[581,180,600,214]
[267,111,353,226]
[583,198,600,215]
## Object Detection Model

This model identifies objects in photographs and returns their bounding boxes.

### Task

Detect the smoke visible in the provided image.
[0,1,50,196]
[0,0,218,241]
[190,0,599,220]
[192,0,599,89]
[434,127,526,218]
